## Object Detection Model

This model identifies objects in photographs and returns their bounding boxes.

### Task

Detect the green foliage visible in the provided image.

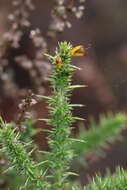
[0,42,85,190]
[72,113,126,166]
[39,42,85,189]
[0,117,47,189]
[65,168,127,190]
[0,114,38,189]
[84,168,127,190]
[20,118,37,142]
[0,42,127,190]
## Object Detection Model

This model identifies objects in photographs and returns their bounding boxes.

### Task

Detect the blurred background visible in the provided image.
[1,0,127,187]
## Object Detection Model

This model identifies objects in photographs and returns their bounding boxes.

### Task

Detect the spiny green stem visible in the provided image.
[44,42,82,189]
[0,117,46,189]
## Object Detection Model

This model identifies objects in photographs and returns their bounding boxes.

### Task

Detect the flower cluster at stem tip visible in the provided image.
[50,43,87,69]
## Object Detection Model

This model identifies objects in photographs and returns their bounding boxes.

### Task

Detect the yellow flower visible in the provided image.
[71,45,87,56]
[56,56,63,68]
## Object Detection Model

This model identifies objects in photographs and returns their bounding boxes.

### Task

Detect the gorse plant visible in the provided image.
[72,113,127,167]
[1,1,127,190]
[0,117,46,190]
[0,42,86,190]
[84,167,127,190]
[0,42,127,190]
[38,42,86,189]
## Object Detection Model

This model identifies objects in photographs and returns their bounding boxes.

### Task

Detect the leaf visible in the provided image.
[69,104,85,107]
[68,85,88,89]
[70,138,86,143]
[72,117,86,121]
[33,160,49,168]
[64,171,79,177]
[36,95,52,101]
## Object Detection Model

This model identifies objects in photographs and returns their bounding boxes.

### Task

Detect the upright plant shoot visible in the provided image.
[39,42,86,189]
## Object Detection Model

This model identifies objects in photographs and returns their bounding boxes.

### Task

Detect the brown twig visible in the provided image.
[16,90,35,128]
